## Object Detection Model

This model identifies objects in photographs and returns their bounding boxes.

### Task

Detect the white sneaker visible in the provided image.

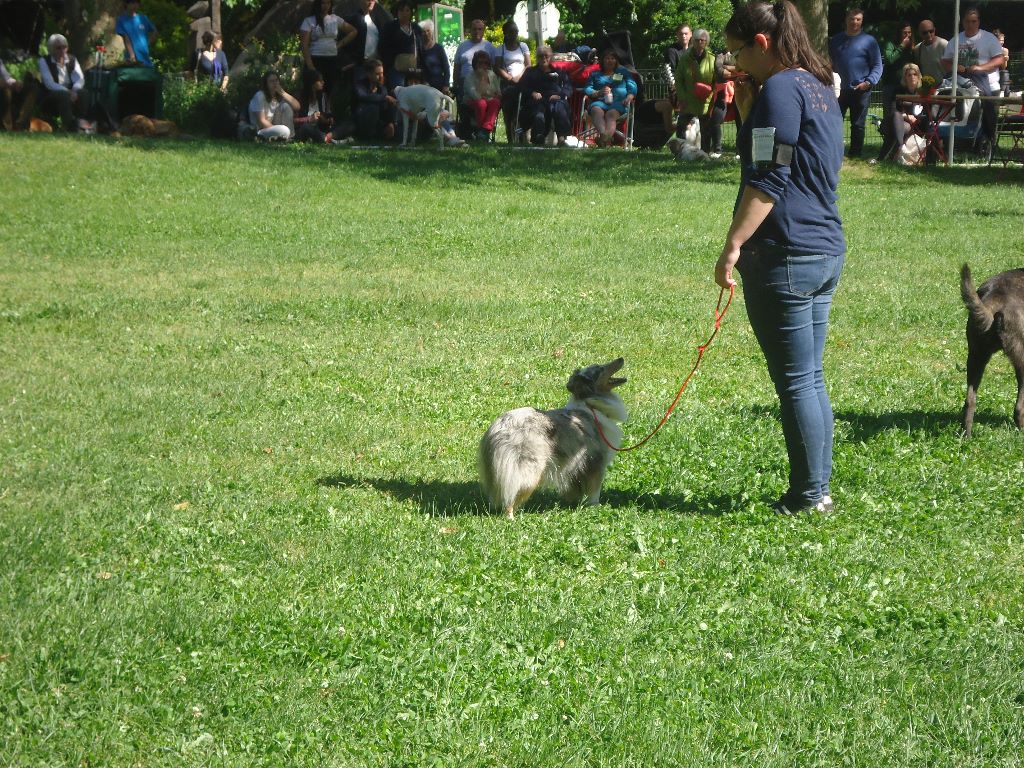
[445,135,466,147]
[709,152,722,159]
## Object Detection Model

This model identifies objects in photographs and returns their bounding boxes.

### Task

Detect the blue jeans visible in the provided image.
[838,87,871,157]
[737,247,845,509]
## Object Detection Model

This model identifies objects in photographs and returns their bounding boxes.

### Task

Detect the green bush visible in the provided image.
[224,34,302,114]
[142,0,191,73]
[162,76,235,137]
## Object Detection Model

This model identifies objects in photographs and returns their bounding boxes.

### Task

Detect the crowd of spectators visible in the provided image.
[0,0,1017,159]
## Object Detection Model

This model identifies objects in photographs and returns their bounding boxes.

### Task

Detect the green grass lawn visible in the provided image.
[2,135,1023,767]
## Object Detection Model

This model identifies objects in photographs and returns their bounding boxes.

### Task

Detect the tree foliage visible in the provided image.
[552,0,733,66]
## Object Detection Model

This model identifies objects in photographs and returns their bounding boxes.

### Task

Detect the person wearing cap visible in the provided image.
[38,34,85,132]
[116,0,158,67]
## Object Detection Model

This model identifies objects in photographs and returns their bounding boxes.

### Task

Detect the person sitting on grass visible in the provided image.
[352,58,397,141]
[38,34,85,133]
[294,69,336,144]
[583,48,636,147]
[248,70,299,141]
[519,45,572,146]
[463,49,501,141]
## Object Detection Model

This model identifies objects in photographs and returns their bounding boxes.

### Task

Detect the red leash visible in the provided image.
[590,284,735,452]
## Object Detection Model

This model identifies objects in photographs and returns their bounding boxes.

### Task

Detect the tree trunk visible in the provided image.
[212,0,221,36]
[793,0,828,57]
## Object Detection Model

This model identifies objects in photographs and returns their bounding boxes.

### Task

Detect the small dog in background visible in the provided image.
[478,358,627,519]
[393,84,463,148]
[668,117,708,162]
[959,263,1024,437]
[115,114,180,138]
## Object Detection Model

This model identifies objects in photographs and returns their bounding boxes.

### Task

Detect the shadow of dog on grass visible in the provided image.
[317,472,735,518]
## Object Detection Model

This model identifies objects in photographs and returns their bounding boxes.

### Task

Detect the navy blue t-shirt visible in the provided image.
[736,69,846,257]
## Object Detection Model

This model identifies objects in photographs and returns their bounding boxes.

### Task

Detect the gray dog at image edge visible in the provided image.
[960,264,1024,438]
[478,358,628,519]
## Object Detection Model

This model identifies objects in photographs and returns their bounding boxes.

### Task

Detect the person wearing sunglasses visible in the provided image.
[913,19,947,83]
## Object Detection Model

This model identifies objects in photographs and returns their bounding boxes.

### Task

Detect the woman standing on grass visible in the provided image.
[714,0,846,516]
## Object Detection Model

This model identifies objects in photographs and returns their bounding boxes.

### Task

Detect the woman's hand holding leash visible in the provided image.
[716,246,740,289]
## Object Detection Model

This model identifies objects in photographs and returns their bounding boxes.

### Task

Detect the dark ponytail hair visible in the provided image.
[311,0,326,30]
[725,0,833,87]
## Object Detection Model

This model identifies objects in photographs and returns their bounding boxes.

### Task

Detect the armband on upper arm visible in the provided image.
[751,126,795,169]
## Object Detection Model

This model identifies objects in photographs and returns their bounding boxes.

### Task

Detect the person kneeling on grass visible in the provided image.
[249,70,299,141]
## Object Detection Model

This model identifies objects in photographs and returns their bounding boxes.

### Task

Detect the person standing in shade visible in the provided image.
[453,19,490,86]
[716,0,846,516]
[187,31,230,92]
[880,22,914,119]
[116,0,158,67]
[940,7,1003,145]
[665,24,692,73]
[829,7,881,158]
[913,19,947,84]
[300,0,356,103]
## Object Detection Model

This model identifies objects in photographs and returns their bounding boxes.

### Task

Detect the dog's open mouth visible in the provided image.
[600,357,626,389]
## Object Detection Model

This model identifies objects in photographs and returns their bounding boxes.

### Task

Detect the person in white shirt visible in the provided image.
[453,19,491,85]
[300,0,356,100]
[940,6,1004,142]
[248,70,300,140]
[941,8,1003,95]
[38,34,85,132]
[493,20,531,141]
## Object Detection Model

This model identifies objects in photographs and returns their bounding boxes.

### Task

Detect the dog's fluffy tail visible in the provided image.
[961,263,997,333]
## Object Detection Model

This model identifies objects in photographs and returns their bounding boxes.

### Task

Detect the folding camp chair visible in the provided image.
[990,102,1024,167]
[576,93,634,148]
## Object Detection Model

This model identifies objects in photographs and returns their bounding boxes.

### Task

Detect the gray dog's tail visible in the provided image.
[961,263,997,333]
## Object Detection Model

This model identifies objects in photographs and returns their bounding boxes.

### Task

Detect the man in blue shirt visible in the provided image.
[116,0,158,68]
[829,7,881,158]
